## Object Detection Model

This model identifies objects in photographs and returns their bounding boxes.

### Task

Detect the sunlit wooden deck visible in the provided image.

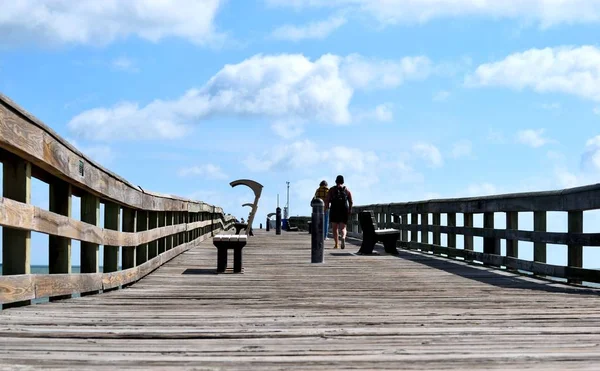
[2,230,600,370]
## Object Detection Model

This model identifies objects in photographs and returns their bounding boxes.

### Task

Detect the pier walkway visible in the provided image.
[2,231,600,370]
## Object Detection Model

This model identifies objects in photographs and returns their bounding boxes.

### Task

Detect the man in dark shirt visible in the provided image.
[326,175,353,249]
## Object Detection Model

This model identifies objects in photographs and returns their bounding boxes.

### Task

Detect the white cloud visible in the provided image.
[433,90,450,102]
[516,129,554,148]
[178,164,227,179]
[594,107,600,115]
[243,139,394,179]
[271,119,305,139]
[68,100,191,140]
[466,46,600,102]
[341,54,432,90]
[271,16,346,41]
[412,142,443,168]
[66,138,115,166]
[69,53,431,140]
[354,103,394,123]
[461,183,499,197]
[451,140,472,158]
[111,57,139,73]
[582,135,600,171]
[0,0,225,47]
[266,0,600,28]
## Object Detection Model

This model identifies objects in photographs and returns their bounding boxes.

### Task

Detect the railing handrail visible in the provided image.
[349,184,600,286]
[353,182,600,213]
[0,93,235,307]
[0,93,223,213]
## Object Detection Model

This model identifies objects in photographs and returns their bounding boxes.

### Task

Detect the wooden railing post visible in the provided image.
[80,192,100,275]
[568,211,583,284]
[421,213,429,244]
[2,156,31,277]
[447,213,456,257]
[158,211,166,254]
[122,208,137,269]
[136,210,149,265]
[464,212,474,262]
[148,211,158,260]
[400,214,408,244]
[103,201,120,273]
[49,179,71,274]
[432,213,441,246]
[410,213,418,246]
[506,211,519,261]
[534,211,547,265]
[166,211,173,250]
[483,212,499,255]
[175,212,181,246]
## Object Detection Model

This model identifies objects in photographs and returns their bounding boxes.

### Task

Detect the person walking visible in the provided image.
[326,175,353,249]
[313,180,330,240]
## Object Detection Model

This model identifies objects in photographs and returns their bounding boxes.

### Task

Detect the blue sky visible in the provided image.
[2,0,600,268]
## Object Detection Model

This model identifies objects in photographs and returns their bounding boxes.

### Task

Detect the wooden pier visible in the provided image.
[2,230,600,370]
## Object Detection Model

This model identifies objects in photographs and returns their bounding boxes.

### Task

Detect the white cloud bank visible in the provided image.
[178,164,228,179]
[517,129,555,148]
[271,16,346,41]
[0,0,224,47]
[266,0,600,28]
[466,46,600,102]
[68,53,432,140]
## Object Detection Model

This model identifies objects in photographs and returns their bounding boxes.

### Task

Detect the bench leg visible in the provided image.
[383,236,400,255]
[217,248,228,273]
[233,248,243,273]
[358,235,377,255]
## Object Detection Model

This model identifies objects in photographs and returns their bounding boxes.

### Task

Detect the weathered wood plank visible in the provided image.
[2,154,31,276]
[35,274,103,298]
[0,197,211,246]
[2,231,600,370]
[103,201,120,273]
[0,275,34,304]
[48,179,71,274]
[80,192,100,275]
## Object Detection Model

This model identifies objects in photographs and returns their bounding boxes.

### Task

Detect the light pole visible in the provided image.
[285,181,290,219]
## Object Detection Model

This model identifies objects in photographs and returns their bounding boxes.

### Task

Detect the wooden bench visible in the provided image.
[356,210,400,255]
[213,235,248,273]
[234,223,249,235]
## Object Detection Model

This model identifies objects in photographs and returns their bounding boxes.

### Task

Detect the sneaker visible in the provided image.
[341,238,345,250]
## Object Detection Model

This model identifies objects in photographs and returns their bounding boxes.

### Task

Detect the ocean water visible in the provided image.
[0,264,81,274]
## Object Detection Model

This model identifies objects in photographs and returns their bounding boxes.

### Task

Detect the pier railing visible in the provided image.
[350,185,600,285]
[0,94,235,307]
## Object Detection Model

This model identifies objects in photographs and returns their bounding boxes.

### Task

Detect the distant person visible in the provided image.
[326,175,353,249]
[313,180,330,240]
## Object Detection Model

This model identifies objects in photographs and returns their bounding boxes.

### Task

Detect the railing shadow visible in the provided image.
[344,237,600,296]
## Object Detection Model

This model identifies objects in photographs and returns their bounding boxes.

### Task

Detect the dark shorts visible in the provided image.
[330,207,348,224]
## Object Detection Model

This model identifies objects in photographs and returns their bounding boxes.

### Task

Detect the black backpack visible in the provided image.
[331,186,348,209]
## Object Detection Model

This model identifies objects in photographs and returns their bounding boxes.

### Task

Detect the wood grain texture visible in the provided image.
[1,231,600,370]
[1,231,218,303]
[0,275,34,304]
[0,197,219,246]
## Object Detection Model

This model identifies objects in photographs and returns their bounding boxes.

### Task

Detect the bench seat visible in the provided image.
[213,235,248,273]
[357,211,400,255]
[375,228,400,235]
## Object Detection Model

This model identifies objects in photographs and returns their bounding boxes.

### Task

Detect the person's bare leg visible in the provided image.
[332,222,339,248]
[340,222,347,249]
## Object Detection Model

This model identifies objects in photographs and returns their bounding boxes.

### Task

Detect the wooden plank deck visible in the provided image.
[2,230,600,370]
